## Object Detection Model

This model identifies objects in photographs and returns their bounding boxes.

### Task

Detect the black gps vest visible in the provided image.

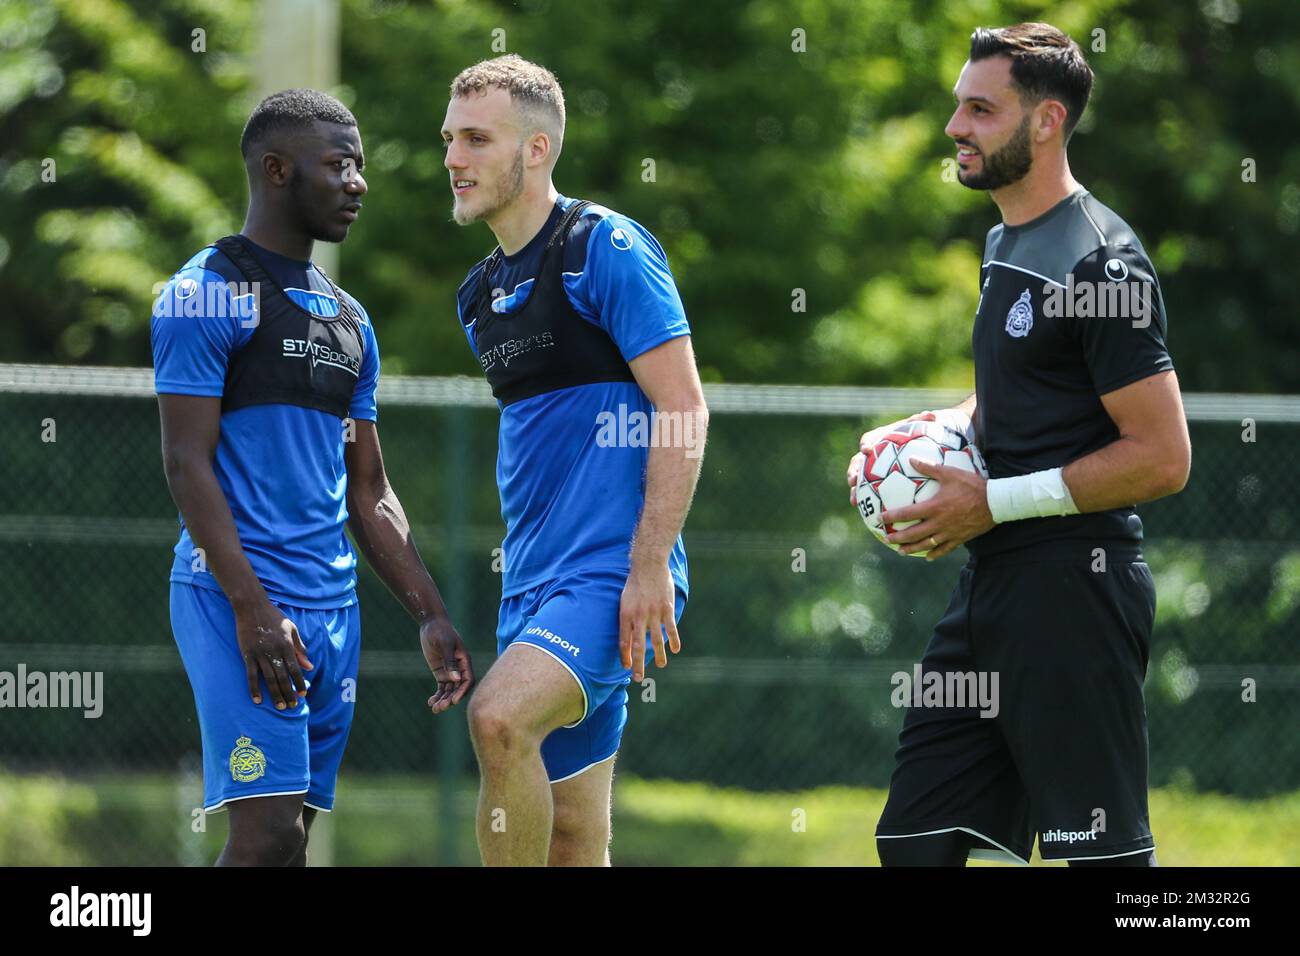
[214,236,366,420]
[471,200,637,406]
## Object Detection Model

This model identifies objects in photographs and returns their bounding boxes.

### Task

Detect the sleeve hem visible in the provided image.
[622,327,691,363]
[1095,361,1176,398]
[154,383,225,397]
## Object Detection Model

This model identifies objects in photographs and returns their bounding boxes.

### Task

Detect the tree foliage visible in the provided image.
[3,0,1298,391]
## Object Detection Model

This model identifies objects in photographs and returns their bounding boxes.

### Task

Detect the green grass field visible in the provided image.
[2,772,1296,866]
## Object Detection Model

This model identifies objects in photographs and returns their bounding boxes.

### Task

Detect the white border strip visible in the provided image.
[203,787,309,813]
[548,751,616,785]
[1044,844,1155,863]
[1080,201,1108,245]
[877,826,1030,866]
[984,260,1068,289]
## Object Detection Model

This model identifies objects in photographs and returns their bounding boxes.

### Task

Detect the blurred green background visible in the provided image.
[1,0,1298,865]
[4,0,1299,389]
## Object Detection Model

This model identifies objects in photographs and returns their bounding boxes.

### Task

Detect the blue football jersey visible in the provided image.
[456,196,691,597]
[151,236,380,608]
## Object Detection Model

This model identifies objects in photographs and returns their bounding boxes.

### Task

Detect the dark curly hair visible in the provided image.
[240,88,356,158]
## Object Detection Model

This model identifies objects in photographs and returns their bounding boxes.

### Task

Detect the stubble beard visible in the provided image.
[452,149,526,226]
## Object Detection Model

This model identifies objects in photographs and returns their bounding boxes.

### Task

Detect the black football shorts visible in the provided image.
[875,541,1157,863]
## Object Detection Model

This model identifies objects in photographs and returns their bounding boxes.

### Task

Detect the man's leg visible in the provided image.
[171,584,317,866]
[292,602,359,867]
[217,795,309,867]
[877,829,972,867]
[876,565,1033,866]
[548,755,615,867]
[468,643,585,866]
[286,807,318,867]
[974,555,1158,865]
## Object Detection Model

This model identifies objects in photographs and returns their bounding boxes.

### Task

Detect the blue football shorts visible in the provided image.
[170,582,361,813]
[497,568,687,783]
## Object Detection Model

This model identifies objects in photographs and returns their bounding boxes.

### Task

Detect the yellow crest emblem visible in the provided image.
[229,735,267,783]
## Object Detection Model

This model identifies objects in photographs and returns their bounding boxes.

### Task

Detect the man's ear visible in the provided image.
[1034,99,1069,143]
[259,151,291,187]
[526,132,552,169]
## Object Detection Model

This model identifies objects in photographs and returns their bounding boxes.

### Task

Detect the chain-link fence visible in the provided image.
[2,363,1297,864]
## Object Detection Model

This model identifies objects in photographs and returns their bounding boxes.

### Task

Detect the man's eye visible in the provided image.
[972,105,986,115]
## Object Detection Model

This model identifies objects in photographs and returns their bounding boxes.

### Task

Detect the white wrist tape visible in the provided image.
[986,467,1079,523]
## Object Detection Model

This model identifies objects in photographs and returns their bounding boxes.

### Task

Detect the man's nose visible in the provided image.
[944,108,966,141]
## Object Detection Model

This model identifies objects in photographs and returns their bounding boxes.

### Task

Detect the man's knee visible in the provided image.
[549,808,609,866]
[547,772,612,867]
[553,795,606,838]
[468,691,535,759]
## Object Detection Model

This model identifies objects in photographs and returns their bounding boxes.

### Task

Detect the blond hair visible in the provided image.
[450,55,566,159]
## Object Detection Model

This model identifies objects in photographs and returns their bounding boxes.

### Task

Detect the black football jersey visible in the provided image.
[969,190,1175,556]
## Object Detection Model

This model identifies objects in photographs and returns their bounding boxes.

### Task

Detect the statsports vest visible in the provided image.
[213,235,366,419]
[470,201,637,406]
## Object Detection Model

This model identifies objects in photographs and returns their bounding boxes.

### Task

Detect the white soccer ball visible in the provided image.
[853,419,988,557]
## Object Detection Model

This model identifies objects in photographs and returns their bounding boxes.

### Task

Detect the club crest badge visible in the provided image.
[1005,288,1034,338]
[229,735,267,783]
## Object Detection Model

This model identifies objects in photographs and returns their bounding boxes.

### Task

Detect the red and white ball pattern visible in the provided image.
[853,420,988,557]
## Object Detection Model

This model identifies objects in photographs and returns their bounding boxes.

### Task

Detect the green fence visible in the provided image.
[1,363,1298,863]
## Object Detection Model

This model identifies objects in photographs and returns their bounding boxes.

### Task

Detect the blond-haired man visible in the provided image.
[442,55,708,866]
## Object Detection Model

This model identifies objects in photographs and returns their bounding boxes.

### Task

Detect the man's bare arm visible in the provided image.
[620,336,709,682]
[1063,370,1191,509]
[158,394,310,708]
[628,338,709,570]
[345,420,473,712]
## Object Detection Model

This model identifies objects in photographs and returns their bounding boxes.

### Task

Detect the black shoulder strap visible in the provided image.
[546,199,594,250]
[309,260,362,323]
[211,235,359,324]
[483,200,595,291]
[212,235,272,287]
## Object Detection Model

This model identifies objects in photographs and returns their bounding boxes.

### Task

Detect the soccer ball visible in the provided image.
[853,420,988,557]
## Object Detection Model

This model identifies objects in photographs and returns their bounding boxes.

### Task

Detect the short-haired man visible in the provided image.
[852,24,1190,866]
[154,89,472,866]
[442,56,708,866]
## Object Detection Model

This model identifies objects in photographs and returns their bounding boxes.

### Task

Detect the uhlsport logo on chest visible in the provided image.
[1005,287,1034,338]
